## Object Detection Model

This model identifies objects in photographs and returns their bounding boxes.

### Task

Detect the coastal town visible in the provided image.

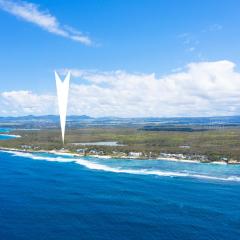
[0,141,237,164]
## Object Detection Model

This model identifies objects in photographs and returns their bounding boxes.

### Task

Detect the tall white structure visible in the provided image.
[55,71,70,144]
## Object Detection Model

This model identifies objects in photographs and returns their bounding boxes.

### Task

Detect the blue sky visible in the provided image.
[0,0,240,117]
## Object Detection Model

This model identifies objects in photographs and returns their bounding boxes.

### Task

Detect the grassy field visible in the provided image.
[1,126,240,162]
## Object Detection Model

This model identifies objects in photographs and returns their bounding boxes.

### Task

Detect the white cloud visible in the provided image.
[203,24,223,32]
[65,60,240,117]
[179,24,222,54]
[178,33,200,53]
[1,60,240,117]
[0,0,92,45]
[0,90,56,115]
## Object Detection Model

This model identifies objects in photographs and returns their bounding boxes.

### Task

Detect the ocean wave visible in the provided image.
[75,159,240,182]
[2,150,73,163]
[2,150,240,182]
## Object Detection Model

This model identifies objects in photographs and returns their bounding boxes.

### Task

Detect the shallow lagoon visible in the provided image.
[72,141,125,146]
[0,128,20,140]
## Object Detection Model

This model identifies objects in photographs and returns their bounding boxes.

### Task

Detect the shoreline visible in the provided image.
[0,134,21,138]
[0,147,239,165]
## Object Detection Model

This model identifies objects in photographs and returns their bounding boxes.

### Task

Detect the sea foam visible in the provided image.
[1,150,240,182]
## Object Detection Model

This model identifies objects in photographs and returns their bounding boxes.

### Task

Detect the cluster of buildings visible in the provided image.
[18,145,230,163]
[159,153,209,161]
[74,148,216,162]
[20,145,40,150]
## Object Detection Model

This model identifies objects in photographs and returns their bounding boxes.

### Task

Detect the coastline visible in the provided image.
[0,147,238,165]
[0,134,21,138]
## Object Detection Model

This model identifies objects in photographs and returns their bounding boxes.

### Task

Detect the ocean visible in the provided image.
[0,150,240,240]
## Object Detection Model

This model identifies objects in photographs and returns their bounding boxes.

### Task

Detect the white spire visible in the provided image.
[55,71,70,144]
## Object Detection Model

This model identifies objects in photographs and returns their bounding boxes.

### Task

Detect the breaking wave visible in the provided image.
[2,150,240,182]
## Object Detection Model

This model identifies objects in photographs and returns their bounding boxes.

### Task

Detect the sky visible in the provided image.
[0,0,240,117]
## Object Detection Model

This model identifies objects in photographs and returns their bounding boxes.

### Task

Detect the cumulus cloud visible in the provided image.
[0,90,56,115]
[66,60,240,117]
[1,60,240,117]
[0,0,92,45]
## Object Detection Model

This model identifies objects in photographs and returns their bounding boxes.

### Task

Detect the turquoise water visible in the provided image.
[0,128,20,140]
[0,150,240,240]
[0,128,10,133]
[0,134,19,140]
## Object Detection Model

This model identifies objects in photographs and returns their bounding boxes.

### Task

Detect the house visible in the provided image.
[76,149,86,154]
[128,152,142,157]
[20,145,32,150]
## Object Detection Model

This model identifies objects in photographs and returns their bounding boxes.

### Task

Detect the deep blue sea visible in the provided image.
[0,150,240,240]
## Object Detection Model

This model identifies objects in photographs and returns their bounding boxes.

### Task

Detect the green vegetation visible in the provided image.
[1,126,240,163]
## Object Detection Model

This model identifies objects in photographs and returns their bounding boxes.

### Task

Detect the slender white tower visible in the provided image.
[55,71,70,144]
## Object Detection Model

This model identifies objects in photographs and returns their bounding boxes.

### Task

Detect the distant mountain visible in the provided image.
[1,115,240,126]
[0,115,93,122]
